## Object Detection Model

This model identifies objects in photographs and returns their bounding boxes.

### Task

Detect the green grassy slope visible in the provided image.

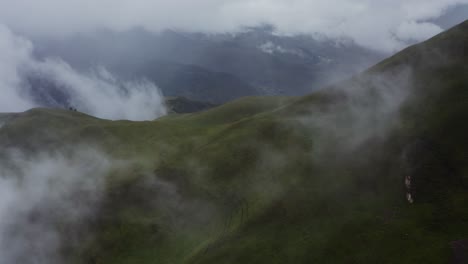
[190,21,468,264]
[1,21,468,264]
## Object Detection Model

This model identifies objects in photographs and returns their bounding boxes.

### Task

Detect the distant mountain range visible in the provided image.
[2,2,468,264]
[30,26,383,103]
[2,19,468,264]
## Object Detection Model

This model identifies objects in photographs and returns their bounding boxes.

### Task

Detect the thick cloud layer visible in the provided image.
[0,24,166,120]
[0,0,467,52]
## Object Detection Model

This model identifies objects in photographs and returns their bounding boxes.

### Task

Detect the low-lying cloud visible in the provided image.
[298,67,413,157]
[0,147,111,264]
[0,0,467,52]
[0,24,166,121]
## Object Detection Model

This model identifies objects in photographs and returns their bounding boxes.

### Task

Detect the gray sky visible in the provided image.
[0,0,467,52]
[432,3,468,28]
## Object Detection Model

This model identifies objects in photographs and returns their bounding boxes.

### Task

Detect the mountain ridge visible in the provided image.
[1,20,468,264]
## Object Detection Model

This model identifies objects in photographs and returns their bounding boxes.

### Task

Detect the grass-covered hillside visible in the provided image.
[0,21,467,264]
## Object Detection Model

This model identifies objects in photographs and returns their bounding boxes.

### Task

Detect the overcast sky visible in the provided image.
[0,0,467,52]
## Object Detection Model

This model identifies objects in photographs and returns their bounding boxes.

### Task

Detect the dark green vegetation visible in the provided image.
[1,21,468,263]
[165,97,217,114]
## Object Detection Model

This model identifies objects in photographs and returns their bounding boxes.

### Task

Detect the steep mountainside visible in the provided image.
[0,21,467,264]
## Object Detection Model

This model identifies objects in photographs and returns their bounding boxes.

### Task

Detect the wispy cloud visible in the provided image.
[0,147,110,264]
[0,24,166,120]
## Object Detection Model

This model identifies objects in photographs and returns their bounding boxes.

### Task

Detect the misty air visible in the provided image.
[0,1,467,263]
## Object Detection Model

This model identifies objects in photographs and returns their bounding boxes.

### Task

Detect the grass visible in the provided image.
[1,20,468,264]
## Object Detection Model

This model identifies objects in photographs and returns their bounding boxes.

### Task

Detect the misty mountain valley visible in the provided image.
[0,2,468,264]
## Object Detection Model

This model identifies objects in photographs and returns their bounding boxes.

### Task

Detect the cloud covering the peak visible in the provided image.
[0,0,467,52]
